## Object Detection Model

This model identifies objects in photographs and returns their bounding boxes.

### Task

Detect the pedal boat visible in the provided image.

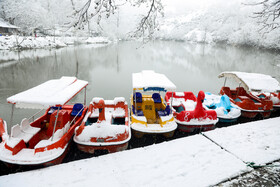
[130,70,177,138]
[204,92,241,123]
[219,71,274,118]
[74,97,131,154]
[165,91,218,133]
[0,77,88,166]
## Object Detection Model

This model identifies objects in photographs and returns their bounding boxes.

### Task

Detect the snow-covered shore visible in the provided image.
[0,117,279,187]
[0,35,111,50]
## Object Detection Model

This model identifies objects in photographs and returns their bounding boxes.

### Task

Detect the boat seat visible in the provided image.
[48,106,62,114]
[184,92,196,102]
[71,103,84,117]
[157,105,171,116]
[11,124,34,143]
[221,87,232,98]
[114,97,125,107]
[112,108,125,118]
[47,110,70,136]
[20,118,41,134]
[152,93,162,103]
[132,105,144,116]
[133,92,142,103]
[236,87,247,96]
[171,98,185,106]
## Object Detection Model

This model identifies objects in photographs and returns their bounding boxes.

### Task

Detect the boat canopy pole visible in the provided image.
[51,107,60,141]
[84,87,87,105]
[237,82,241,97]
[69,105,85,126]
[28,108,44,123]
[9,104,15,127]
[223,77,227,87]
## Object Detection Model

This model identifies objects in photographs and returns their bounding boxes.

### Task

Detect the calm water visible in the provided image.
[0,41,280,130]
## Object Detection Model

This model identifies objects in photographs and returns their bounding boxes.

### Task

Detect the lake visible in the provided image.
[0,41,280,130]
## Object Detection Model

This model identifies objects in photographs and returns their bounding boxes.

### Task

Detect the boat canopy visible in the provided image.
[219,71,280,93]
[132,70,176,92]
[7,77,88,109]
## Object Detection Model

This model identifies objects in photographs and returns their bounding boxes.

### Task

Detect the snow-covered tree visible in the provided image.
[68,0,164,39]
[0,0,164,38]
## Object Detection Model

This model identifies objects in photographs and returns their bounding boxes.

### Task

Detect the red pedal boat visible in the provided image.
[165,91,218,133]
[219,72,275,118]
[0,77,88,166]
[74,97,131,154]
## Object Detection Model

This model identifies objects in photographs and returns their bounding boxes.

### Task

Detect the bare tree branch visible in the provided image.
[67,0,163,39]
[130,0,164,39]
[246,0,280,34]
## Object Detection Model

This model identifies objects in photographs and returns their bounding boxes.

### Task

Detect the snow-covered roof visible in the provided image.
[0,18,19,29]
[7,76,88,109]
[219,71,280,93]
[132,70,176,92]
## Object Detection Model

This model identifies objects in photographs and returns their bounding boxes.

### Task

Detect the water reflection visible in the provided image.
[0,41,279,128]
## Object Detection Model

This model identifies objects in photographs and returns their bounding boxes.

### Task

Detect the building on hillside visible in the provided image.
[0,18,19,36]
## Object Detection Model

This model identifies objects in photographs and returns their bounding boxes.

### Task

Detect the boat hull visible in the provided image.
[218,117,238,123]
[131,128,176,138]
[176,123,215,133]
[42,143,70,167]
[241,110,271,119]
[1,143,70,167]
[76,142,128,154]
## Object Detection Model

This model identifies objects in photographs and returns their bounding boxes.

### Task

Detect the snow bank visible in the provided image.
[0,134,250,187]
[1,117,279,186]
[204,117,280,165]
[0,36,66,50]
[0,35,111,50]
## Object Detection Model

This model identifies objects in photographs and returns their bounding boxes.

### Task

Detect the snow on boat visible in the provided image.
[204,92,241,123]
[165,91,218,133]
[74,97,131,154]
[0,77,88,166]
[219,72,275,118]
[130,70,177,138]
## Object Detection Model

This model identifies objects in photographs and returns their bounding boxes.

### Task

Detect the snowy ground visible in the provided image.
[0,35,111,50]
[204,117,280,165]
[0,117,279,187]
